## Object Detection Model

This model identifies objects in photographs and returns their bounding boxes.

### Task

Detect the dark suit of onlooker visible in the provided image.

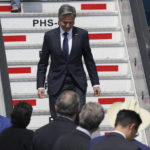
[90,135,150,150]
[0,127,33,150]
[91,132,141,150]
[133,140,150,150]
[53,128,90,150]
[0,102,34,150]
[91,110,142,150]
[37,4,101,119]
[33,116,76,150]
[32,91,80,150]
[53,102,104,150]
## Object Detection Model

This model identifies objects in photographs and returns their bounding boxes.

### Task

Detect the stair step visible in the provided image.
[12,96,135,114]
[10,80,133,94]
[12,91,135,99]
[9,75,131,82]
[8,63,130,79]
[0,1,116,14]
[5,42,125,50]
[2,16,119,30]
[6,47,127,62]
[7,59,128,66]
[31,96,134,115]
[0,11,118,18]
[2,27,121,33]
[3,31,122,46]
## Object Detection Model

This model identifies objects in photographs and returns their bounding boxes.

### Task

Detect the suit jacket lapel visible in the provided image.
[69,27,79,59]
[54,27,64,56]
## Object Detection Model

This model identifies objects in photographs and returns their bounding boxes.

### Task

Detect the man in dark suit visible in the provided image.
[32,90,80,150]
[90,135,150,150]
[0,102,34,150]
[52,102,105,150]
[37,4,100,119]
[91,110,142,150]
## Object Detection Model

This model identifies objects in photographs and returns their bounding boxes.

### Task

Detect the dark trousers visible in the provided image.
[49,75,86,119]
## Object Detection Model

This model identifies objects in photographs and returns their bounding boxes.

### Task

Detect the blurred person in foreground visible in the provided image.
[32,90,80,150]
[90,100,150,150]
[52,102,104,150]
[0,101,34,150]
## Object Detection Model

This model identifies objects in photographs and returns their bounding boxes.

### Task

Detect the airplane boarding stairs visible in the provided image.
[0,0,149,145]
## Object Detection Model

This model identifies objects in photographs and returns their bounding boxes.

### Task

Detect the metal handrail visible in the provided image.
[0,20,13,117]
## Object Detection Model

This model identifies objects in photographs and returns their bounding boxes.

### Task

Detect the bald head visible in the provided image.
[55,91,80,118]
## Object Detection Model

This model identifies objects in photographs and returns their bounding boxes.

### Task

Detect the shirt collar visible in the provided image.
[60,27,72,36]
[76,126,91,138]
[112,130,126,138]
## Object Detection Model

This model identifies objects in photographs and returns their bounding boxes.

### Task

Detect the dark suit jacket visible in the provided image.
[37,26,99,95]
[0,127,34,150]
[32,116,76,150]
[91,133,141,150]
[90,135,150,150]
[53,129,91,150]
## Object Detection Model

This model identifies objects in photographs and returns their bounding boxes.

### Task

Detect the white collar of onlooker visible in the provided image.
[111,130,126,139]
[76,126,91,138]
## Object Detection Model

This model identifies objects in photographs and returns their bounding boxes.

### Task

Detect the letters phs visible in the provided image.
[33,19,57,27]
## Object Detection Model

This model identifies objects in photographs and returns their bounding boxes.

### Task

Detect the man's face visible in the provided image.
[59,14,74,32]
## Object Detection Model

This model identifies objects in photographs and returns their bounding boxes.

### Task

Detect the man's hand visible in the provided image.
[93,86,101,97]
[38,88,45,98]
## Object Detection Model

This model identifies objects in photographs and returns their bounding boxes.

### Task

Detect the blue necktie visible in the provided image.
[63,32,69,59]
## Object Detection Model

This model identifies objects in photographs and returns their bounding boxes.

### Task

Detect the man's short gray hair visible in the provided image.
[58,4,76,20]
[79,102,105,130]
[56,90,80,117]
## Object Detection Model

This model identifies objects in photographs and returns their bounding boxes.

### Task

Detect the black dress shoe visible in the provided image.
[11,7,21,13]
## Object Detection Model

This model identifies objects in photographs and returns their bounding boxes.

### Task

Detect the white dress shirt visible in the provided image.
[60,27,72,55]
[76,126,91,138]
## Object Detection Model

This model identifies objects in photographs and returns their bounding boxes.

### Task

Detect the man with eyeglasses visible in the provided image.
[37,4,100,121]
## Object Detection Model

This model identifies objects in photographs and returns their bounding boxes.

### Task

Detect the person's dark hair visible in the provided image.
[58,4,76,21]
[79,102,104,130]
[115,109,142,130]
[56,90,80,118]
[11,101,33,128]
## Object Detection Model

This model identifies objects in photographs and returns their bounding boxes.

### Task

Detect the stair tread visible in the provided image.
[7,58,128,66]
[2,27,121,33]
[5,42,125,50]
[9,75,131,82]
[0,11,119,18]
[12,91,135,99]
